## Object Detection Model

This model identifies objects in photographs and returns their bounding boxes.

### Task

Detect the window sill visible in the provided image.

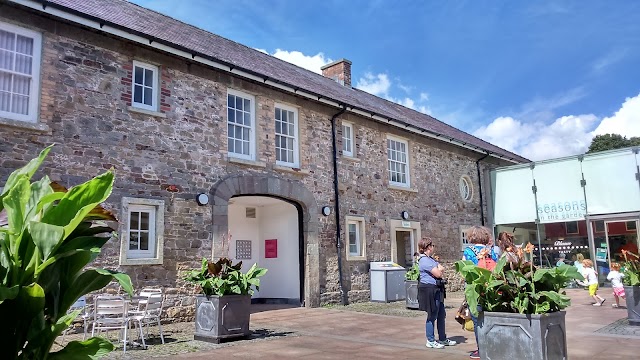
[0,117,50,132]
[228,156,267,168]
[346,255,367,261]
[341,155,360,162]
[119,257,163,266]
[127,106,167,118]
[388,184,418,193]
[273,164,310,175]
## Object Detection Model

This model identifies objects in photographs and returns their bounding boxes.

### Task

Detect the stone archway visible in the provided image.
[209,174,320,307]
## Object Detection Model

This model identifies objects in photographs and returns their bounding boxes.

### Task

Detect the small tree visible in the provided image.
[0,146,133,359]
[587,133,640,153]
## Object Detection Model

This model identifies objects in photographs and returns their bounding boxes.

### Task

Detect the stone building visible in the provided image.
[0,0,527,320]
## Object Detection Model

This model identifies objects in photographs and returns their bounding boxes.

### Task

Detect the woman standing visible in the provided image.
[417,238,456,349]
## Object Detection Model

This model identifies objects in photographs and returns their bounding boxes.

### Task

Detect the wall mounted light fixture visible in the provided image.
[196,193,210,206]
[401,210,409,220]
[322,206,331,216]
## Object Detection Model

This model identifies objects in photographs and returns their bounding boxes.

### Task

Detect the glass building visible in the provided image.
[489,147,640,283]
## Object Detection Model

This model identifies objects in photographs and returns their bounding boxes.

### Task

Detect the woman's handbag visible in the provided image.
[455,300,471,326]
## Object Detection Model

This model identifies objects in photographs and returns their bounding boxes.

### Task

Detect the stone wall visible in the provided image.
[0,5,510,317]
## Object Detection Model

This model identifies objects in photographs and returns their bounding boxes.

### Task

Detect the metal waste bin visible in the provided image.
[370,262,407,302]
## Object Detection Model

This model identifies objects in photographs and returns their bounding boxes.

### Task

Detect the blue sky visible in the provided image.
[130,0,640,160]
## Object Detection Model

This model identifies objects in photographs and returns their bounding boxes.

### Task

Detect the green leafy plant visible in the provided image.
[405,262,419,281]
[0,146,133,360]
[184,257,267,296]
[455,243,583,316]
[621,250,640,286]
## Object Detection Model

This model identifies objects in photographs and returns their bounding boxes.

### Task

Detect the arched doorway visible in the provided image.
[209,175,320,307]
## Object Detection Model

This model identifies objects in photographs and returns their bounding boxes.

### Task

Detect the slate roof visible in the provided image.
[25,0,528,162]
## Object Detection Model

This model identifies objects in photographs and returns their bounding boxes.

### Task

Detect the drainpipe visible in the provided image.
[476,153,490,226]
[330,106,348,306]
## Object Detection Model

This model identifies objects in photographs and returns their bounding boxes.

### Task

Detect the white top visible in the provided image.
[607,270,624,288]
[583,267,598,286]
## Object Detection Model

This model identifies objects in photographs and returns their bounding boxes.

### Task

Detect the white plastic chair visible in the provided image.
[129,292,165,346]
[91,296,130,353]
[61,296,92,343]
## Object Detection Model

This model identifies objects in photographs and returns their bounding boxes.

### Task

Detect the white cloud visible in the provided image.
[356,72,391,97]
[591,48,628,74]
[593,93,640,137]
[256,48,332,74]
[474,93,640,161]
[356,72,432,114]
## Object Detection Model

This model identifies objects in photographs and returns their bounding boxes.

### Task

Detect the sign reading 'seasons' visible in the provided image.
[537,199,586,223]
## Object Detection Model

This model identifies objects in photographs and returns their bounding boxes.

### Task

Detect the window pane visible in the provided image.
[129,232,139,250]
[0,30,15,51]
[281,110,287,122]
[228,137,234,152]
[15,35,33,55]
[11,94,28,115]
[235,96,243,110]
[144,69,154,87]
[349,244,357,254]
[0,91,9,112]
[228,108,235,123]
[139,232,149,250]
[287,150,293,162]
[0,49,13,71]
[287,138,294,150]
[130,211,140,230]
[0,72,9,91]
[242,127,249,141]
[140,212,149,230]
[143,87,153,105]
[243,98,250,110]
[228,124,234,138]
[275,120,281,134]
[242,141,250,155]
[14,54,32,75]
[244,112,251,126]
[275,108,281,120]
[12,75,29,95]
[228,94,234,107]
[288,124,295,136]
[134,66,143,85]
[133,85,142,103]
[235,140,242,154]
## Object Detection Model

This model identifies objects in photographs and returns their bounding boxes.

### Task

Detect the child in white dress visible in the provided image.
[607,262,626,308]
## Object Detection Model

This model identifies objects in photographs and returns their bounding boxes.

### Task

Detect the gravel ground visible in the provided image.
[55,322,298,359]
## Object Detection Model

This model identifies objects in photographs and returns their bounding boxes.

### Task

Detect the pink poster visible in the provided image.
[265,239,277,258]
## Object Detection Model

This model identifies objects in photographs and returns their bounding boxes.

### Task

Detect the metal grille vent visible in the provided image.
[245,207,256,218]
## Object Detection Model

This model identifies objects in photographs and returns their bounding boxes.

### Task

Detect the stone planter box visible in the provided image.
[624,285,640,326]
[194,294,251,343]
[478,311,567,360]
[405,280,419,309]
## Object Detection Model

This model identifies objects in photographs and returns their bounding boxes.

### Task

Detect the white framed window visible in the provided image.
[131,60,158,111]
[460,225,472,250]
[119,197,164,265]
[275,103,299,167]
[0,21,42,123]
[342,122,354,157]
[460,176,473,202]
[346,216,366,260]
[387,136,410,187]
[227,89,255,160]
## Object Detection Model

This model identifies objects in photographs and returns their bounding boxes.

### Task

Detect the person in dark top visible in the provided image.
[417,237,456,349]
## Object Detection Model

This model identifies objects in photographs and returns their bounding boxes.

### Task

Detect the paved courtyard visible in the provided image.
[66,288,640,359]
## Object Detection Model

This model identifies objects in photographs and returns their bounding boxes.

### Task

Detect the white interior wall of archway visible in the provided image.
[228,196,300,300]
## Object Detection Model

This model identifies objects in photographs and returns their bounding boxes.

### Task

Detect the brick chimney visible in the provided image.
[321,59,352,87]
